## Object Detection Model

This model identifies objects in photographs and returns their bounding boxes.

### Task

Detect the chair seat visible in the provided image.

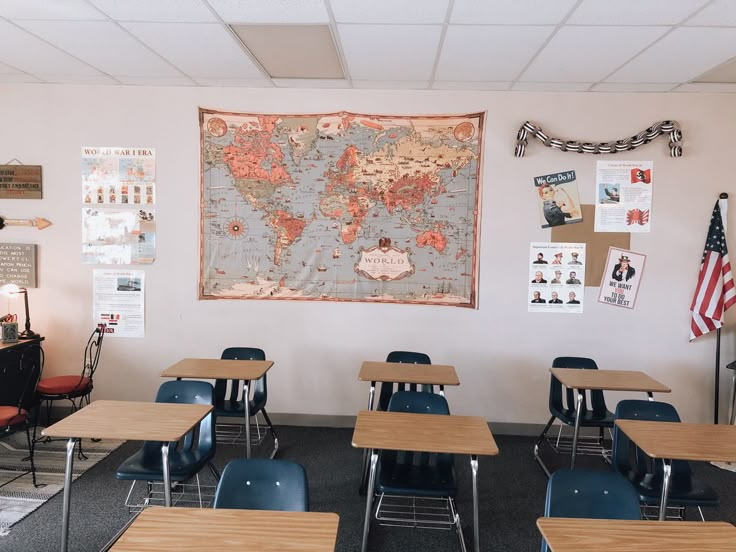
[377,457,457,498]
[214,396,266,418]
[551,405,615,427]
[0,406,27,428]
[628,472,720,507]
[116,446,214,482]
[37,376,91,396]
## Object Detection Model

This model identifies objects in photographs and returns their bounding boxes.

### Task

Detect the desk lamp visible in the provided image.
[0,283,39,339]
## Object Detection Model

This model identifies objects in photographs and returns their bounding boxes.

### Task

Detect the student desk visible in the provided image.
[43,400,212,552]
[550,368,670,468]
[615,420,736,520]
[161,358,273,458]
[110,506,340,551]
[352,410,498,552]
[537,518,736,551]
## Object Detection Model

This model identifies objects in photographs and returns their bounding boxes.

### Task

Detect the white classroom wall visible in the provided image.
[0,83,734,425]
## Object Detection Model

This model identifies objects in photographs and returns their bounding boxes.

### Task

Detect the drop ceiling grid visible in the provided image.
[0,0,731,90]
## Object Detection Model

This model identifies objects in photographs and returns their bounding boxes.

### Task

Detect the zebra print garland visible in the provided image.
[514,120,683,158]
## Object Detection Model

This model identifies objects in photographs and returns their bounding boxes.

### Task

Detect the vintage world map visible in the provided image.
[199,109,484,307]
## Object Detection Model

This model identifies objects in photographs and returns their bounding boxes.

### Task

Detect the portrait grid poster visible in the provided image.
[597,247,646,310]
[199,109,484,307]
[533,169,583,229]
[594,160,653,233]
[529,242,586,314]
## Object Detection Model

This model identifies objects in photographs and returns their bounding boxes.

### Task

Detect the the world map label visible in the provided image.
[199,109,484,307]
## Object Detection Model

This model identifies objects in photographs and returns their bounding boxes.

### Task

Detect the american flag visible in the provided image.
[690,201,736,340]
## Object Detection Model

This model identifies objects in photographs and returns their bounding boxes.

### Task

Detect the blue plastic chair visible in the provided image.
[116,381,218,505]
[612,400,719,518]
[534,357,614,476]
[213,458,308,511]
[378,351,433,411]
[541,469,641,552]
[215,347,278,457]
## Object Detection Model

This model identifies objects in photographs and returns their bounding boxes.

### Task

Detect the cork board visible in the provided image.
[551,205,630,286]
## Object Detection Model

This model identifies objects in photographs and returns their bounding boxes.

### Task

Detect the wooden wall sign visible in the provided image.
[0,165,43,199]
[0,243,37,287]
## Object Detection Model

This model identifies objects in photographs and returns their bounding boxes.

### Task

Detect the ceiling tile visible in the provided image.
[0,20,102,76]
[0,74,43,83]
[674,82,736,92]
[436,25,553,81]
[122,22,264,78]
[330,0,449,24]
[207,0,329,23]
[512,82,593,91]
[686,0,736,26]
[521,26,668,82]
[339,24,442,80]
[193,77,273,87]
[568,0,709,25]
[273,78,351,88]
[432,81,511,90]
[607,27,736,83]
[352,80,430,89]
[38,74,119,84]
[116,75,196,85]
[696,57,736,83]
[451,0,577,24]
[591,82,677,92]
[89,0,217,22]
[0,0,106,20]
[17,20,183,77]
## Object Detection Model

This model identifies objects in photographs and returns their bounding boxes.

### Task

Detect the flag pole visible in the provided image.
[716,192,729,424]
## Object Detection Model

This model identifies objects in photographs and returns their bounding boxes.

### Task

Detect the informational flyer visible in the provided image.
[597,247,646,310]
[529,242,585,314]
[81,147,155,205]
[93,269,145,338]
[82,208,156,264]
[595,160,652,233]
[534,169,583,228]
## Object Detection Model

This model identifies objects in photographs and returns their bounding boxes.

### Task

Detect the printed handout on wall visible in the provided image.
[93,269,145,338]
[529,242,585,314]
[82,208,156,264]
[82,147,156,205]
[597,247,646,310]
[534,170,583,229]
[595,161,652,233]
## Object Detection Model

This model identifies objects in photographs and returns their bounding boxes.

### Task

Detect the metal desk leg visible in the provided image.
[60,438,77,552]
[359,383,376,493]
[470,455,480,552]
[243,380,251,458]
[439,385,445,397]
[658,460,672,521]
[647,392,654,402]
[361,451,378,552]
[728,372,736,425]
[570,390,583,469]
[162,443,172,507]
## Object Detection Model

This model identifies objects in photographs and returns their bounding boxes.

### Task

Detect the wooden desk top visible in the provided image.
[550,368,670,393]
[42,400,212,442]
[111,507,340,551]
[352,410,498,456]
[358,361,459,386]
[615,420,736,462]
[161,358,273,380]
[537,518,736,552]
[0,336,44,352]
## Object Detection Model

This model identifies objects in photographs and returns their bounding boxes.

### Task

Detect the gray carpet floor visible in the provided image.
[1,427,734,552]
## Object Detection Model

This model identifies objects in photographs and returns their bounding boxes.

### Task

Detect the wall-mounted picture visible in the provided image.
[597,247,646,309]
[533,170,583,229]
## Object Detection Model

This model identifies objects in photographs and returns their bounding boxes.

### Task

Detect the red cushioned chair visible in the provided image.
[0,344,44,488]
[36,325,105,429]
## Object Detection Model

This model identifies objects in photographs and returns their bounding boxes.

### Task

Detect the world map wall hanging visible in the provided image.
[199,109,484,307]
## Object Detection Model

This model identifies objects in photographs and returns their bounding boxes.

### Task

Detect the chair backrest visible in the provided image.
[0,345,44,415]
[143,380,215,456]
[550,357,608,416]
[612,400,691,483]
[542,469,641,552]
[218,347,267,405]
[213,458,308,511]
[83,325,105,381]
[378,350,432,411]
